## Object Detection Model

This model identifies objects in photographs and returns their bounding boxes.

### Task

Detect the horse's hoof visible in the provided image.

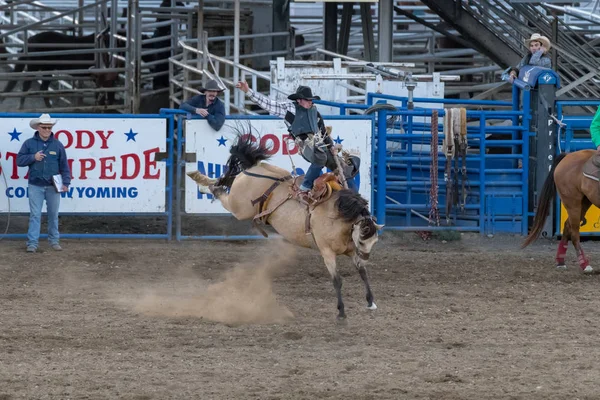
[186,171,217,186]
[337,314,347,321]
[367,302,377,310]
[583,265,594,274]
[556,264,567,271]
[197,185,212,194]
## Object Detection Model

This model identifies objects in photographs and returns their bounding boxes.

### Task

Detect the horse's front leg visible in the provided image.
[567,210,593,274]
[322,249,345,320]
[352,253,377,310]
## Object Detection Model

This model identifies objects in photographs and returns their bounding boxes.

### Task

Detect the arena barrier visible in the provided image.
[167,110,376,240]
[319,92,533,236]
[1,87,590,240]
[0,112,174,239]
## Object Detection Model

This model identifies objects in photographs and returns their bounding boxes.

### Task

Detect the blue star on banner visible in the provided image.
[217,136,228,147]
[8,128,22,142]
[124,129,138,142]
[333,135,344,144]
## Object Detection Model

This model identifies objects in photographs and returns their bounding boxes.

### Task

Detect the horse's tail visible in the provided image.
[216,133,272,187]
[521,152,567,248]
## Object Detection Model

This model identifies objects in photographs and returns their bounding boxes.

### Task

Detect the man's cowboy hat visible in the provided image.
[199,79,225,93]
[29,113,57,130]
[288,86,321,101]
[525,33,551,52]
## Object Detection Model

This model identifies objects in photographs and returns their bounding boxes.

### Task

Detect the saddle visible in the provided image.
[250,172,344,237]
[582,154,600,182]
[296,172,343,206]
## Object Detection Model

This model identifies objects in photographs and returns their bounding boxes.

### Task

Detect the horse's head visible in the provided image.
[351,216,383,260]
[334,189,383,260]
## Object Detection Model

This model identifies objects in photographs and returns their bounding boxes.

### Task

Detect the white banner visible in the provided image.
[184,118,373,214]
[0,117,167,213]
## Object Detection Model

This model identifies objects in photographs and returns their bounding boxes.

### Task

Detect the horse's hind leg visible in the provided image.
[556,223,569,271]
[187,171,238,215]
[322,249,345,320]
[352,253,376,310]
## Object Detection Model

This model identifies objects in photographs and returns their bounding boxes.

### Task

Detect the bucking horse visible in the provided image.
[187,133,383,320]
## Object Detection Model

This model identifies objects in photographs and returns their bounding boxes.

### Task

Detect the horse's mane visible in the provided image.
[335,190,377,238]
[216,132,272,188]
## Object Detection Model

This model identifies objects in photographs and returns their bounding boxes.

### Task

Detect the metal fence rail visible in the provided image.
[320,91,532,235]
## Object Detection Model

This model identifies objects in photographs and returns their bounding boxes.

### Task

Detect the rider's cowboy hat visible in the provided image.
[199,79,225,93]
[525,33,551,52]
[288,86,321,101]
[29,113,57,130]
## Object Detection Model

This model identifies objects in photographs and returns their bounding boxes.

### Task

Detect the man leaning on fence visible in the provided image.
[179,79,226,131]
[17,114,71,253]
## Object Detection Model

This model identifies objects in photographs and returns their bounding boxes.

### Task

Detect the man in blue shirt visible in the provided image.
[17,114,71,253]
[179,79,226,131]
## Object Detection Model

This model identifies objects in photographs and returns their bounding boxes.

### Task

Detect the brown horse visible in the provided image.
[187,134,383,319]
[522,150,598,273]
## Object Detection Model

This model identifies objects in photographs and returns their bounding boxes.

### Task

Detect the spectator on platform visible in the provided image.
[508,33,552,82]
[179,79,226,131]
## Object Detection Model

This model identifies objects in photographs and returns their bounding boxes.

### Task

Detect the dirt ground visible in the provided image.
[3,231,600,400]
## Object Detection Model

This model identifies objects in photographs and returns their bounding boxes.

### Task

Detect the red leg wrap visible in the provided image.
[555,239,568,265]
[577,250,589,270]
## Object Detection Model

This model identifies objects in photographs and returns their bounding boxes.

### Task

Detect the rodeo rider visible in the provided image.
[235,81,358,193]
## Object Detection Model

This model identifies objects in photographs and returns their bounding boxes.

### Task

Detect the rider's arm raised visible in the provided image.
[245,88,296,119]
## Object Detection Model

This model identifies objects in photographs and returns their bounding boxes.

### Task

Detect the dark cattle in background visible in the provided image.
[0,29,116,108]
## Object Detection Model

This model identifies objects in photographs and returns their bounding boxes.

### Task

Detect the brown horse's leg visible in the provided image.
[575,199,593,273]
[322,249,345,319]
[566,202,593,273]
[555,233,569,270]
[352,253,376,310]
[556,214,573,270]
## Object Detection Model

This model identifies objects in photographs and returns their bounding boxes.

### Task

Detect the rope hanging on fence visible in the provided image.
[442,107,468,223]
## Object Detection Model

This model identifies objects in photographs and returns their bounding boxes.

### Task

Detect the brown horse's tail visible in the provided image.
[521,152,567,248]
[216,132,272,188]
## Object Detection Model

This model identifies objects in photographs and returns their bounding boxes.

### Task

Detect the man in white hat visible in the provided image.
[16,114,71,253]
[508,33,552,81]
[179,79,226,131]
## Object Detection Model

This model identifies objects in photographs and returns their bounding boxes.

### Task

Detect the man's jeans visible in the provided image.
[27,184,60,248]
[299,163,323,191]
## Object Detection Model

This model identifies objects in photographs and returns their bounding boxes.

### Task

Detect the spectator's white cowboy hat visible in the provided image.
[525,33,551,52]
[199,79,225,93]
[29,113,57,130]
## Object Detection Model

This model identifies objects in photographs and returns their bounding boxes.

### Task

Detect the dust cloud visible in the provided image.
[129,240,297,325]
